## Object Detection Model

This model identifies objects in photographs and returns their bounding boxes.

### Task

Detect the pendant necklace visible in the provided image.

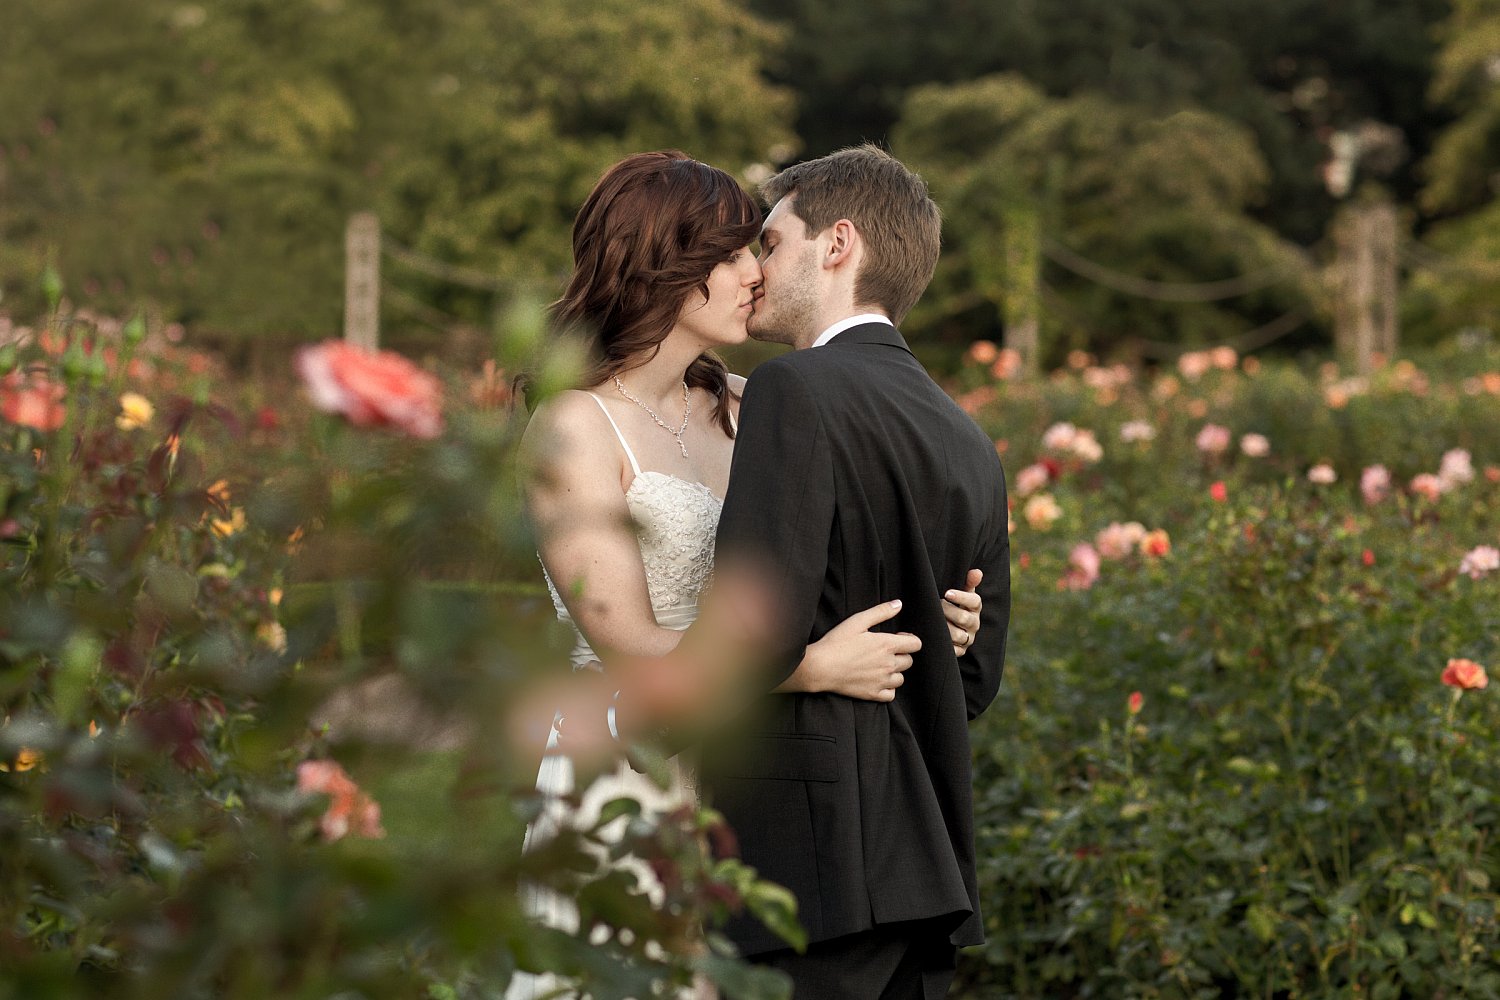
[613,376,692,457]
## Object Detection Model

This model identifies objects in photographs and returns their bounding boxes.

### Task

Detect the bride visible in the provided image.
[513,151,983,997]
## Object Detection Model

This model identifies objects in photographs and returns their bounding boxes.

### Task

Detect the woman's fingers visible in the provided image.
[845,598,903,632]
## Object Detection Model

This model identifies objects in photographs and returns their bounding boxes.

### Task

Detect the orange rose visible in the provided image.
[296,340,443,439]
[1140,529,1171,559]
[0,371,66,432]
[1441,658,1489,691]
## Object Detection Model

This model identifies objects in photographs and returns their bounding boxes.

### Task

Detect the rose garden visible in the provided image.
[1,285,1495,998]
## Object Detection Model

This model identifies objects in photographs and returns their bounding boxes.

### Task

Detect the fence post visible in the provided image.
[344,212,381,350]
[1332,198,1398,374]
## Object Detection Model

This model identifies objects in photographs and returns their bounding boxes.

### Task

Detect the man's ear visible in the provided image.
[823,219,860,270]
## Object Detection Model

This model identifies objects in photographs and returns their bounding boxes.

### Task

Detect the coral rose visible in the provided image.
[1209,481,1228,503]
[1127,691,1143,715]
[1140,529,1171,559]
[297,759,386,841]
[966,340,999,366]
[1441,658,1488,691]
[297,340,443,439]
[1410,473,1444,502]
[0,371,66,432]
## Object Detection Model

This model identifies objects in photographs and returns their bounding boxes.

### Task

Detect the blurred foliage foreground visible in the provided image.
[0,293,796,1000]
[3,294,1500,999]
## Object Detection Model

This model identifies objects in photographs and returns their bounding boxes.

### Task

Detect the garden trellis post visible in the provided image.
[1332,198,1399,374]
[344,212,381,350]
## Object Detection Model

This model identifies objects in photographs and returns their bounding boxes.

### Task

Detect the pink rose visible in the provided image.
[1210,481,1228,503]
[1095,521,1147,560]
[297,759,386,841]
[1177,351,1212,381]
[1015,463,1051,498]
[297,340,443,439]
[1441,658,1489,691]
[1360,465,1391,506]
[1439,448,1474,491]
[0,371,66,432]
[1119,420,1156,444]
[1023,494,1062,531]
[1060,542,1101,591]
[1195,423,1231,455]
[1307,464,1337,485]
[1041,422,1078,452]
[1458,545,1499,580]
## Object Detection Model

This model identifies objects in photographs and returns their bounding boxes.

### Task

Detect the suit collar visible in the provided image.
[824,321,915,357]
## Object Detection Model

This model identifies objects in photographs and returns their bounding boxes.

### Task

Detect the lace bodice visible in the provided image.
[543,471,722,628]
[541,394,725,661]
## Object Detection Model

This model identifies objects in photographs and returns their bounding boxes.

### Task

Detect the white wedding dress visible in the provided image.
[509,393,723,1000]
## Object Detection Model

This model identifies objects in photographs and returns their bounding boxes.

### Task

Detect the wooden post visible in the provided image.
[344,212,381,350]
[1332,198,1399,374]
[1000,202,1042,377]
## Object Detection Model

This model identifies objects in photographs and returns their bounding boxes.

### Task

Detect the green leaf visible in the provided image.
[1245,903,1278,943]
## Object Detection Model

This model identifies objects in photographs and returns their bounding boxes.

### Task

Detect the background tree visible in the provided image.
[1408,0,1500,339]
[894,75,1311,363]
[0,0,795,353]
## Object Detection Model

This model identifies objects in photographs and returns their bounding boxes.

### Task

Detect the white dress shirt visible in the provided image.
[810,313,894,349]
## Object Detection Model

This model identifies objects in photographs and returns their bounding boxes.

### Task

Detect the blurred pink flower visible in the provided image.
[1439,448,1474,491]
[1119,420,1156,444]
[966,340,999,365]
[1360,465,1391,505]
[1178,351,1212,381]
[1307,464,1337,485]
[1441,658,1488,691]
[297,340,443,439]
[297,759,386,841]
[1410,473,1444,502]
[1239,433,1270,458]
[1195,423,1231,455]
[0,371,66,432]
[1015,463,1050,498]
[1209,481,1228,503]
[1459,545,1499,580]
[1096,521,1147,560]
[1060,542,1101,590]
[1069,429,1104,463]
[1023,494,1062,531]
[1041,421,1078,452]
[1127,691,1144,715]
[1209,346,1239,371]
[990,349,1023,380]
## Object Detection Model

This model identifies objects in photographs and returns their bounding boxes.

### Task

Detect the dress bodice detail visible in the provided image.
[543,471,722,632]
[540,393,723,659]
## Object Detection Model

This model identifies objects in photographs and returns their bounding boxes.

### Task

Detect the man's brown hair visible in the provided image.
[760,144,941,324]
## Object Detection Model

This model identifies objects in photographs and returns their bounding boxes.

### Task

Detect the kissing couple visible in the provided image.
[516,145,1010,999]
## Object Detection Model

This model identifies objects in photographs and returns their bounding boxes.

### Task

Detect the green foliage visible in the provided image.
[0,0,794,342]
[951,346,1500,997]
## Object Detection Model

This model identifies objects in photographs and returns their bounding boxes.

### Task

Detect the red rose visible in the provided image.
[1127,691,1143,715]
[1209,481,1228,503]
[296,340,442,439]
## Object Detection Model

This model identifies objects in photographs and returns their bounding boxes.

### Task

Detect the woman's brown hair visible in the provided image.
[527,151,761,436]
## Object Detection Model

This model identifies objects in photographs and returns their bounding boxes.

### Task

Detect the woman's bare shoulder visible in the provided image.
[521,389,615,463]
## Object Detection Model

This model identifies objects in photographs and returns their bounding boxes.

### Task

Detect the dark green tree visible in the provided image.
[0,0,794,348]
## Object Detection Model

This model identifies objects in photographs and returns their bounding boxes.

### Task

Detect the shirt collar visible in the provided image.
[810,313,893,349]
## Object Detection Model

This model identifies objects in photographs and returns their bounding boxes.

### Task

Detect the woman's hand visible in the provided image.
[779,600,920,702]
[944,568,984,657]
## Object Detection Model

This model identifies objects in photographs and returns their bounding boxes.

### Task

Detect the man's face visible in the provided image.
[747,195,822,348]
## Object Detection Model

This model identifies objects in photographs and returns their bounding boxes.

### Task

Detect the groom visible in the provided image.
[705,145,1011,998]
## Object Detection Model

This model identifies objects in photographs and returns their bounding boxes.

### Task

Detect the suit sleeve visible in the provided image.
[961,475,1011,720]
[714,359,836,692]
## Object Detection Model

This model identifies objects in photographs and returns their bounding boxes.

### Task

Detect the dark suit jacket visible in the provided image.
[704,322,1010,956]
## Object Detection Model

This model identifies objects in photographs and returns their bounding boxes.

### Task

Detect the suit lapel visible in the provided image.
[825,322,916,358]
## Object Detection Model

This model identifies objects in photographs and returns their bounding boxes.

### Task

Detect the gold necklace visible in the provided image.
[613,376,692,457]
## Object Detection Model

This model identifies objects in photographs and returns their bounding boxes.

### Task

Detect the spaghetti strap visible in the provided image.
[586,393,643,478]
[729,409,738,435]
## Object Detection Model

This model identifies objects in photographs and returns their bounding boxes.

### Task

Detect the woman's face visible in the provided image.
[673,246,762,349]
